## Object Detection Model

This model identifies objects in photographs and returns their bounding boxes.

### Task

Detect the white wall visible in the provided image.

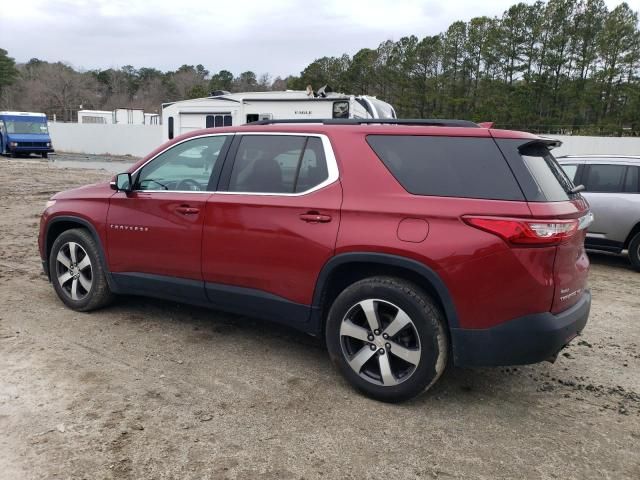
[49,123,162,157]
[551,135,640,157]
[48,123,640,159]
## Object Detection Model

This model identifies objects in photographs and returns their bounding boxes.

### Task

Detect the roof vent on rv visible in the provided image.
[210,90,230,97]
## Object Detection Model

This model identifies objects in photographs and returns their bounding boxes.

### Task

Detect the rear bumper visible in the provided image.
[451,290,591,367]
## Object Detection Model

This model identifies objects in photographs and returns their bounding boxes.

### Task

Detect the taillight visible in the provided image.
[463,216,579,246]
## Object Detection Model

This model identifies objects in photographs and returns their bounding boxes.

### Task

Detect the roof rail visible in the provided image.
[247,118,480,128]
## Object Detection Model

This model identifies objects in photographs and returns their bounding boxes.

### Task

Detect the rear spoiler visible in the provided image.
[520,136,563,150]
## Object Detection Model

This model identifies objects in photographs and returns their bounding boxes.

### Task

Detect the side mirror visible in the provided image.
[110,172,133,192]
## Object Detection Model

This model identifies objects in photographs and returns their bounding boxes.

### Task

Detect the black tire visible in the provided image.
[41,152,48,159]
[325,276,448,403]
[629,232,640,272]
[49,228,114,311]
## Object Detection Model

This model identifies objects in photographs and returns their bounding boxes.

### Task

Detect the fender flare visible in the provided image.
[312,252,459,329]
[45,215,116,290]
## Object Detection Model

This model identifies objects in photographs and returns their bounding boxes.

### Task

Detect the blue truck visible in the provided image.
[0,111,54,158]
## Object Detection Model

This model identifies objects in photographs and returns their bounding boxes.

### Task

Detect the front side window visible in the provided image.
[583,164,626,193]
[228,135,329,194]
[136,136,228,191]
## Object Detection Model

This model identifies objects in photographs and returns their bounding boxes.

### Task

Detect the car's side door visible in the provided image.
[201,133,342,323]
[107,134,232,294]
[580,163,637,247]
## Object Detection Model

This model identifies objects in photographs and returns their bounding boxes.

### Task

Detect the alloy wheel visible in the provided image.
[339,299,421,386]
[55,241,93,301]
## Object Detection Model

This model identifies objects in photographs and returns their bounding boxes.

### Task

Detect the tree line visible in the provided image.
[1,0,639,134]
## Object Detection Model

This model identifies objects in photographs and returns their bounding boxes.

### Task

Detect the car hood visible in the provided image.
[52,181,113,200]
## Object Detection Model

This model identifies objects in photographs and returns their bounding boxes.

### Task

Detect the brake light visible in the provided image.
[463,216,579,246]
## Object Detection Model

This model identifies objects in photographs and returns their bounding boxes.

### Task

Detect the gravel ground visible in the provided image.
[0,156,639,480]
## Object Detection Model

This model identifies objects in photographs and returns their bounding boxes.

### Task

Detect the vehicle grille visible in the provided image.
[17,142,47,147]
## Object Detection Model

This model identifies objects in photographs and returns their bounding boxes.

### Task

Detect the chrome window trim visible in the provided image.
[219,132,339,197]
[129,132,232,194]
[129,131,339,197]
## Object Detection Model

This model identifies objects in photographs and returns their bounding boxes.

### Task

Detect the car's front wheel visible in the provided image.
[325,277,448,403]
[629,232,640,272]
[49,228,113,311]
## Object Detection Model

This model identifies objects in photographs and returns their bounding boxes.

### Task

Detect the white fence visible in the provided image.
[551,135,640,157]
[48,123,640,158]
[49,123,162,157]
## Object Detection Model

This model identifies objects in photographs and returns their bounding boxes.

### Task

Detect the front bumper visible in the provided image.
[11,147,54,153]
[451,290,591,367]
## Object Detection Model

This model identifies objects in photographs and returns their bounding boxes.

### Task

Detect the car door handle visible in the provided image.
[300,212,332,223]
[176,206,200,215]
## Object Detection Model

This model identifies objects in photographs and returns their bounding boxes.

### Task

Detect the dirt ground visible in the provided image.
[0,156,638,480]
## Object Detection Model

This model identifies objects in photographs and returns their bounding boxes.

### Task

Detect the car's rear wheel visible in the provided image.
[49,228,113,311]
[629,232,640,271]
[325,277,448,403]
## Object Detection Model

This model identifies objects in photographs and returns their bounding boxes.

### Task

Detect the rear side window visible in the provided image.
[228,135,329,194]
[625,166,639,193]
[366,135,523,200]
[584,164,626,193]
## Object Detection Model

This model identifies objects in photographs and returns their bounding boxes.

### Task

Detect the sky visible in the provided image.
[2,0,639,78]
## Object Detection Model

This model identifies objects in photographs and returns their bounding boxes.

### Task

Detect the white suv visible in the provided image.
[558,155,640,270]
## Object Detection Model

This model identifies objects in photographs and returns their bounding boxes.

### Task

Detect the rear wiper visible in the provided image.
[569,184,585,194]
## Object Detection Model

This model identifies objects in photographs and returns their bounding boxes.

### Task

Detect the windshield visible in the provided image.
[4,119,49,134]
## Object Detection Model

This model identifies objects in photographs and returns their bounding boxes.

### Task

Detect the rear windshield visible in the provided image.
[366,135,524,200]
[520,144,574,201]
[495,139,577,202]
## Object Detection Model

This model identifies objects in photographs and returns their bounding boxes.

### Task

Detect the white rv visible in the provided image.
[161,90,397,140]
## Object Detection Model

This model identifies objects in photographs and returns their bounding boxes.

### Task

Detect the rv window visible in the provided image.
[246,114,259,123]
[206,114,233,128]
[168,117,174,139]
[333,101,349,119]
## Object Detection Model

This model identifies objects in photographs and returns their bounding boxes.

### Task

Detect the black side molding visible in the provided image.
[205,282,313,331]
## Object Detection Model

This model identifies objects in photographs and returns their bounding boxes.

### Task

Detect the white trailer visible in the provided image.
[161,90,397,141]
[144,113,160,125]
[114,108,144,125]
[78,110,113,124]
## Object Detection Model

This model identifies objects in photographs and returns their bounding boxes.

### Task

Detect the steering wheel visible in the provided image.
[176,179,201,191]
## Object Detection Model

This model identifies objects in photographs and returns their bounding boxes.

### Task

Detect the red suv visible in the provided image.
[39,119,592,402]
